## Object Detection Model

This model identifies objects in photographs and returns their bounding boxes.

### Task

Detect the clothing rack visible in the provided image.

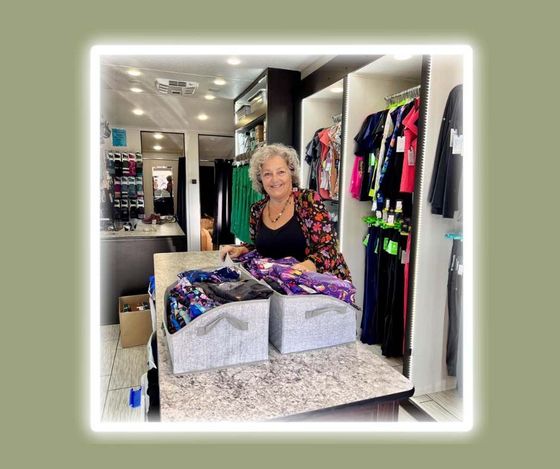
[384,85,421,104]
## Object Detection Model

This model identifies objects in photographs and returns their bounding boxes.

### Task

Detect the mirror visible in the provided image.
[140,131,185,217]
[152,166,174,215]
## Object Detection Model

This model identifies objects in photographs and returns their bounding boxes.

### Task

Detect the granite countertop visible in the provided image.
[101,221,185,239]
[154,251,413,422]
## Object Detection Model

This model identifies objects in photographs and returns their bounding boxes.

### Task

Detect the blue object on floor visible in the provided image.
[129,387,142,408]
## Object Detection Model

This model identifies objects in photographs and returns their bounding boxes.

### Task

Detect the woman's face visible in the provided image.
[261,154,293,201]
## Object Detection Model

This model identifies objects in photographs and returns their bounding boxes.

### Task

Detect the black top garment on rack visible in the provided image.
[428,84,463,218]
[304,121,341,200]
[353,110,388,201]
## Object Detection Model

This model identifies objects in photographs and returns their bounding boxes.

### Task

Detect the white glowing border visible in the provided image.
[90,44,474,434]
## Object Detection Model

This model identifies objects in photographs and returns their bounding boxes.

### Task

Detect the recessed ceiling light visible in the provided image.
[130,87,143,93]
[127,69,142,76]
[213,78,226,86]
[197,113,209,121]
[227,57,241,65]
[330,86,343,93]
[153,145,162,151]
[394,54,412,61]
[153,133,164,140]
[204,94,216,100]
[132,108,144,115]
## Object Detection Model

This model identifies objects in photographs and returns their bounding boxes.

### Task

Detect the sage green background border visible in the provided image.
[2,0,555,467]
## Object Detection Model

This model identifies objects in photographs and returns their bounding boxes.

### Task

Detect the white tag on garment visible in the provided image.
[375,210,382,219]
[452,134,464,155]
[401,250,409,264]
[382,211,388,222]
[396,200,403,212]
[450,129,457,147]
[387,214,395,225]
[407,146,416,166]
[457,264,464,276]
[396,136,405,152]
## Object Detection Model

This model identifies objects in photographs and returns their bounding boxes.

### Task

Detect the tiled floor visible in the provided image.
[100,325,147,422]
[99,326,459,423]
[410,389,463,421]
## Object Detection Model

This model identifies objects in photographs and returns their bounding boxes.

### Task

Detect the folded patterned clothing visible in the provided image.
[236,252,355,304]
[177,266,240,283]
[195,279,273,303]
[167,278,222,333]
[167,267,272,334]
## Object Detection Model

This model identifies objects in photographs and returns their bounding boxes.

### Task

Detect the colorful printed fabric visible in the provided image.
[167,267,243,333]
[177,267,239,283]
[237,253,356,305]
[242,188,352,281]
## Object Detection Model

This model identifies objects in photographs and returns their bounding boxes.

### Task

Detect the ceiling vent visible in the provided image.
[155,78,199,96]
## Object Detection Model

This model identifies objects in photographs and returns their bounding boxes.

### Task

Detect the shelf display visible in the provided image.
[103,151,145,223]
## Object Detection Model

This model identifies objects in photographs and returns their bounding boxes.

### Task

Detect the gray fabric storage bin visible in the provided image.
[163,278,270,375]
[269,292,358,354]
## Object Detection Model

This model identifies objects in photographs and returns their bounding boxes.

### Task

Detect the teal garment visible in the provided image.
[231,164,263,244]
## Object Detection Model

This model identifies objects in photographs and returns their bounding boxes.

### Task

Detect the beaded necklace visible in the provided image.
[268,195,292,223]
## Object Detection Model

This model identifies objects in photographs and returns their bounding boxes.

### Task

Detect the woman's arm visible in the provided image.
[301,191,351,281]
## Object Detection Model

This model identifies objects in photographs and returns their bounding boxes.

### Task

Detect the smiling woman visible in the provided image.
[220,143,352,281]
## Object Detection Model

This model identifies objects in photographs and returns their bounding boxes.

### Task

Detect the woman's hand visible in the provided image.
[220,245,249,261]
[292,259,317,273]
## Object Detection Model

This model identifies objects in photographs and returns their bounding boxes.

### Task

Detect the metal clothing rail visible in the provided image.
[384,85,421,103]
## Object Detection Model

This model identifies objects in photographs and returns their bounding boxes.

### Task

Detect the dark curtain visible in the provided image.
[213,159,235,246]
[176,156,187,236]
[199,166,216,218]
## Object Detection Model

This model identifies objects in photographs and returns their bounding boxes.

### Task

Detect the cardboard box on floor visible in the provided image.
[118,294,153,348]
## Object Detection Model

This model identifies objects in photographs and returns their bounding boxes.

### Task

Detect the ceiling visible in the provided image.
[101,55,331,133]
[354,54,423,81]
[140,131,184,155]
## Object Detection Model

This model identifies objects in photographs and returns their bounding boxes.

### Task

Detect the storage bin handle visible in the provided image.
[305,306,348,319]
[196,313,249,336]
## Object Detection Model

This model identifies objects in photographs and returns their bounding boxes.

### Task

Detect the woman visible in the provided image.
[221,144,351,281]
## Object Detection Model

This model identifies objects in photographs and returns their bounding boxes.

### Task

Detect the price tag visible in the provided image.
[382,211,388,222]
[457,264,464,276]
[387,214,395,225]
[450,128,457,147]
[396,200,403,212]
[407,146,416,166]
[401,249,409,264]
[375,210,382,219]
[452,134,464,155]
[396,136,405,152]
[385,199,391,210]
[385,240,399,255]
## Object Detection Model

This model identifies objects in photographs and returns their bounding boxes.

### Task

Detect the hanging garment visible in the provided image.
[304,123,341,200]
[230,163,263,244]
[213,159,235,245]
[446,238,463,376]
[428,84,463,218]
[400,97,420,193]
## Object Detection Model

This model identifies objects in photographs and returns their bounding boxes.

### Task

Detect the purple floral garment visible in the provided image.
[236,253,356,305]
[242,188,352,281]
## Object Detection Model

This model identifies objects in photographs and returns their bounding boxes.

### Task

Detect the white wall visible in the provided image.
[410,55,463,395]
[340,74,419,321]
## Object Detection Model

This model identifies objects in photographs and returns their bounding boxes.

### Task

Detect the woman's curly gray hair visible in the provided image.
[248,143,301,194]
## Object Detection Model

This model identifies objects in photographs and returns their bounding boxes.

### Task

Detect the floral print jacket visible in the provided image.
[244,188,352,281]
